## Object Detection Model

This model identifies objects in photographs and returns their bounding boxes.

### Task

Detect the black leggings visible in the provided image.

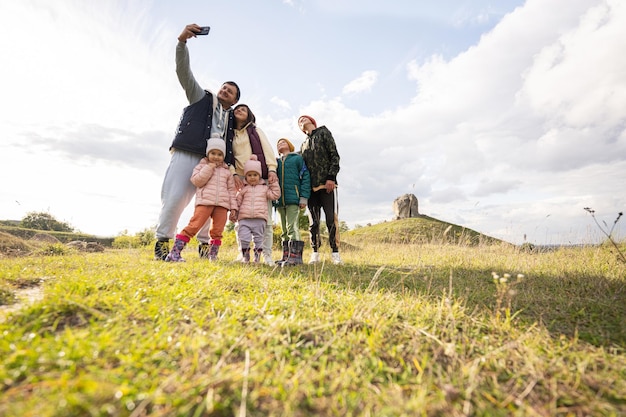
[308,189,338,252]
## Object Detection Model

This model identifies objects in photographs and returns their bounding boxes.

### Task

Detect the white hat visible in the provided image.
[206,137,226,156]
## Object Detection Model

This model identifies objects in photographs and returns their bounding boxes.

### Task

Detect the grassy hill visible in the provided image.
[0,224,114,251]
[344,216,505,246]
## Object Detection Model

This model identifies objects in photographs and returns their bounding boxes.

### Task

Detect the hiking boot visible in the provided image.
[198,243,210,259]
[154,240,169,261]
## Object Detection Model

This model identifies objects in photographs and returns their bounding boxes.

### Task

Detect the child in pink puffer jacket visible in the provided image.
[231,155,281,263]
[165,137,238,262]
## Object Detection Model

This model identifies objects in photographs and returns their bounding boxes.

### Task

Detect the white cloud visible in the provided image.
[342,71,378,95]
[270,96,292,111]
[322,0,626,243]
[519,1,626,129]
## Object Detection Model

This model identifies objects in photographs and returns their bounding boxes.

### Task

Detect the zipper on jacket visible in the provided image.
[215,167,221,205]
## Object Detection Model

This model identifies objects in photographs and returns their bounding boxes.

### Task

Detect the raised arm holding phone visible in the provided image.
[154,24,241,261]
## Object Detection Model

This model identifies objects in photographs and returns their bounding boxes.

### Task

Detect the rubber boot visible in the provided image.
[277,241,289,265]
[208,244,220,260]
[241,248,251,263]
[206,239,221,261]
[154,239,170,261]
[284,240,304,266]
[165,237,188,262]
[253,248,263,263]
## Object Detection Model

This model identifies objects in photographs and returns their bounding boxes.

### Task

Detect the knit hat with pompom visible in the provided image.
[244,154,262,175]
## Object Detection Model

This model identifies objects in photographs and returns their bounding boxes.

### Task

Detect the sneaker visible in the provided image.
[263,256,275,266]
[331,252,342,265]
[309,252,320,264]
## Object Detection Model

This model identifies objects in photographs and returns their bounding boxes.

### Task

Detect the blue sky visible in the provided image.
[1,0,624,245]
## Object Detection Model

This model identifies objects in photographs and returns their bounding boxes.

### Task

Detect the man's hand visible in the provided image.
[178,24,202,43]
[325,180,336,193]
[233,175,244,191]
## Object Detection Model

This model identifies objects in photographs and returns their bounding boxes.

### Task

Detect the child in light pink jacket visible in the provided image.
[166,138,238,262]
[231,155,281,263]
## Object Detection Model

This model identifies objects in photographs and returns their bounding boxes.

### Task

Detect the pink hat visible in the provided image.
[244,154,262,176]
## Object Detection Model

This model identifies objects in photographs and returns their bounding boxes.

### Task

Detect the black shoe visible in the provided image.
[198,243,210,259]
[154,240,169,261]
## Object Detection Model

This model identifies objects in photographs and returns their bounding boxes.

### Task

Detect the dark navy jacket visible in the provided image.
[170,92,235,166]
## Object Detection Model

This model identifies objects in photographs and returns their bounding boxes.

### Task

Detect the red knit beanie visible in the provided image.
[298,115,317,128]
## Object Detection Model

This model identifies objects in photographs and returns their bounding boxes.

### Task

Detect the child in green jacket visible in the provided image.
[275,138,310,265]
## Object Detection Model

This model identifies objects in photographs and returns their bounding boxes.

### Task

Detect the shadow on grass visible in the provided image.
[323,263,626,349]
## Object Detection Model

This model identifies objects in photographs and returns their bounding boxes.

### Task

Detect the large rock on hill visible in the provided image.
[393,194,420,220]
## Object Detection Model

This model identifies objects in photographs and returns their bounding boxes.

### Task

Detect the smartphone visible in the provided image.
[197,26,210,36]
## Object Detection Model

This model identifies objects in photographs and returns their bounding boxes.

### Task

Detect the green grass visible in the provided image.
[1,225,625,416]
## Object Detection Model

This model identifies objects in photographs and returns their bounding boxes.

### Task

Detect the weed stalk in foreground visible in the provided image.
[491,272,524,324]
[584,207,626,264]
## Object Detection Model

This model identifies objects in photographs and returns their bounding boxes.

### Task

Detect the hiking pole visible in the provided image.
[334,186,340,248]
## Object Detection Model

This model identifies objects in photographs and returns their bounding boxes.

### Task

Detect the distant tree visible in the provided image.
[136,228,155,246]
[112,228,156,248]
[20,211,74,232]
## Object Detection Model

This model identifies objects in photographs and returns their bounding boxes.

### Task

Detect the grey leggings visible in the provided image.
[237,218,266,249]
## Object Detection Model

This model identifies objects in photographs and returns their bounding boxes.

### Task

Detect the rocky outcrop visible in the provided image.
[393,194,420,220]
[66,241,105,252]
